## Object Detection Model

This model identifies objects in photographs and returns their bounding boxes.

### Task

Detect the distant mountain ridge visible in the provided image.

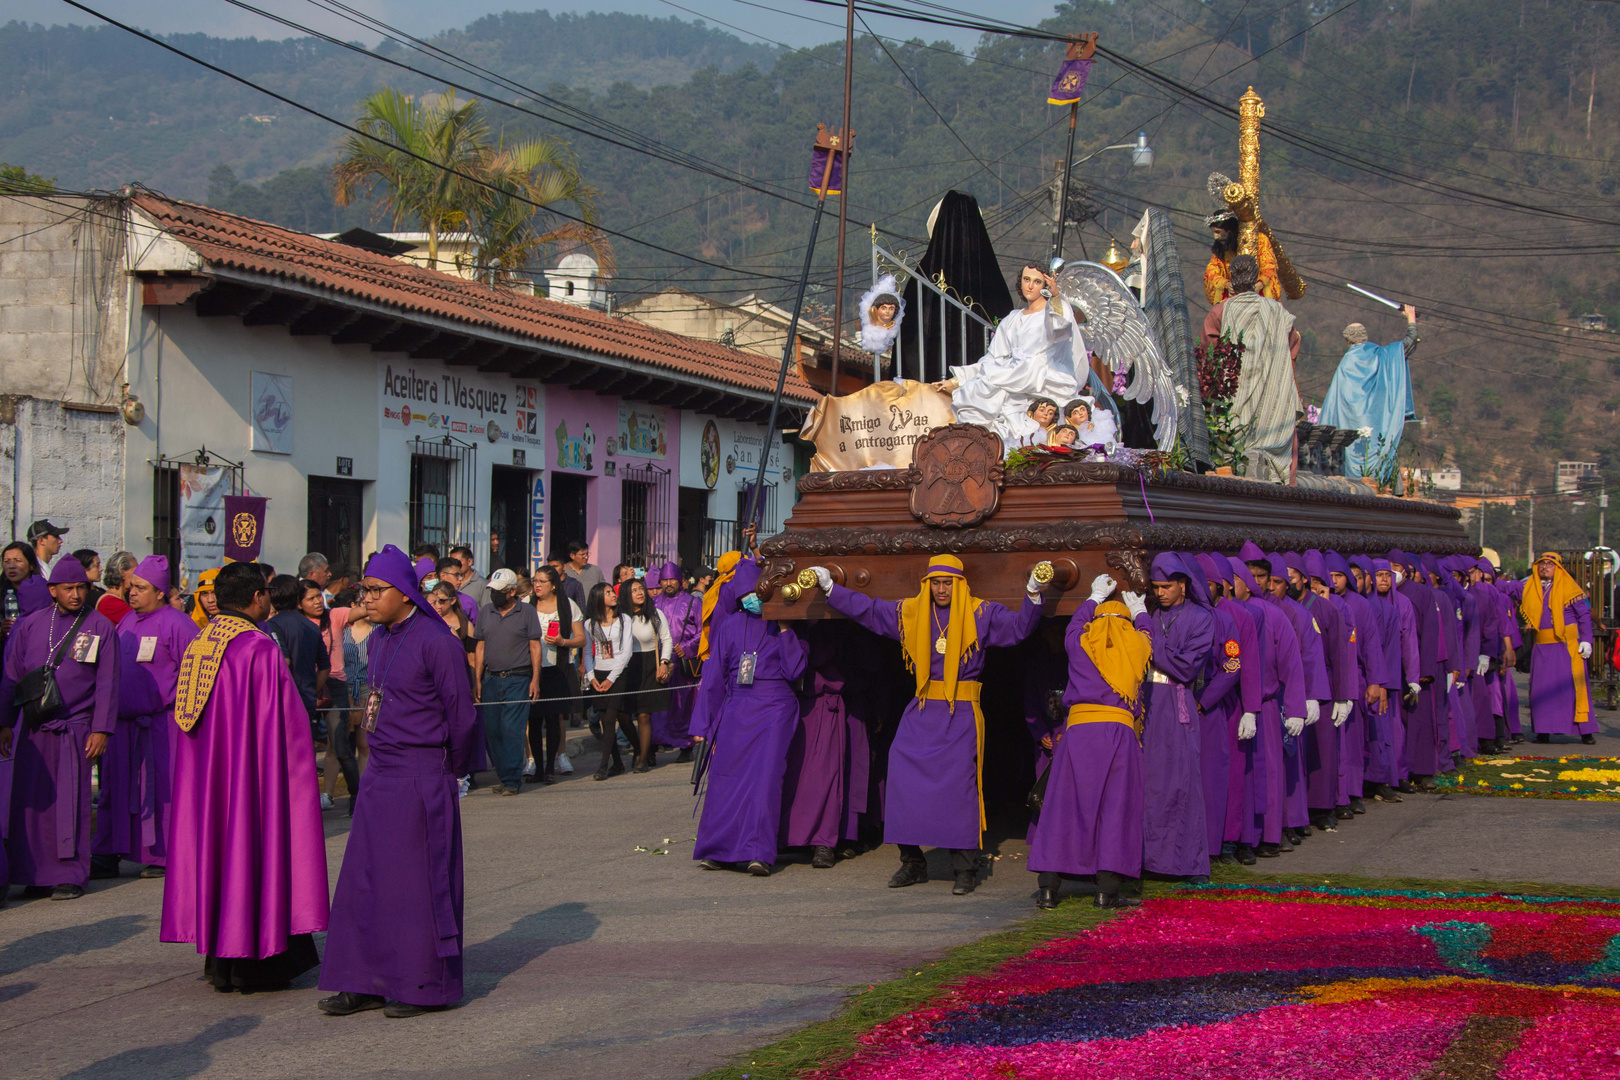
[0,10,776,196]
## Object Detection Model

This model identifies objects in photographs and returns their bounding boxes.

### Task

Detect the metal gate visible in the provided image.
[619,461,672,568]
[408,435,476,555]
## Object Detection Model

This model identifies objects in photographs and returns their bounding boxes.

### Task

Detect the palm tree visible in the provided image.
[464,136,612,287]
[333,88,487,269]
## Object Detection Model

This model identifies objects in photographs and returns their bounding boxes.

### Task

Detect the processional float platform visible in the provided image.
[760,424,1473,618]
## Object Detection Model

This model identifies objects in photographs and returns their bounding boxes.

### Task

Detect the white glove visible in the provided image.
[1122,591,1148,619]
[1305,700,1320,725]
[1089,574,1117,603]
[1027,569,1046,595]
[1237,713,1257,741]
[1333,701,1352,727]
[1475,655,1489,677]
[808,566,833,593]
[1407,683,1421,699]
[1284,716,1305,737]
[1580,641,1593,660]
[1445,673,1455,693]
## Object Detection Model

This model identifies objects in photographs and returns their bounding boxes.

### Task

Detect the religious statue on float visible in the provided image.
[1202,88,1307,309]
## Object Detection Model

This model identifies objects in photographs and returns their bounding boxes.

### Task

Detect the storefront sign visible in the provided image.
[554,419,597,472]
[617,403,668,458]
[379,362,546,460]
[529,473,547,567]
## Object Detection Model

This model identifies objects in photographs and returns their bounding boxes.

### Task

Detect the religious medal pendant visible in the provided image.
[364,690,382,732]
[935,635,948,655]
[737,651,757,687]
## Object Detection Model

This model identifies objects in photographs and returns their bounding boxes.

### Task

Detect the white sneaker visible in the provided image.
[556,752,574,775]
[320,793,335,811]
[523,756,537,778]
[457,777,471,799]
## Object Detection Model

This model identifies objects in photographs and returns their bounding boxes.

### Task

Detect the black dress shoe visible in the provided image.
[1216,850,1237,865]
[1035,886,1059,910]
[384,1000,442,1018]
[1582,733,1598,745]
[20,885,51,899]
[888,861,929,888]
[1334,806,1356,820]
[608,762,627,777]
[1256,843,1281,858]
[50,884,84,900]
[1235,845,1257,865]
[1278,834,1295,852]
[1296,824,1313,838]
[1509,734,1525,745]
[1349,797,1366,815]
[318,992,385,1016]
[1415,775,1437,792]
[632,762,651,774]
[139,865,165,879]
[811,846,835,869]
[1534,733,1551,744]
[676,748,694,763]
[746,860,771,877]
[1094,894,1142,909]
[952,870,978,896]
[698,859,725,871]
[1398,779,1418,794]
[592,768,610,781]
[89,856,120,880]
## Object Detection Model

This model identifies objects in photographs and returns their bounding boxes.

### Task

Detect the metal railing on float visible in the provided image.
[870,231,996,386]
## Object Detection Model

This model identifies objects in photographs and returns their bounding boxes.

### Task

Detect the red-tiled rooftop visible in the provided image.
[131,191,818,403]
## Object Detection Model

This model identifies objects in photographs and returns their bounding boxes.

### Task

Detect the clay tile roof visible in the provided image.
[131,191,817,404]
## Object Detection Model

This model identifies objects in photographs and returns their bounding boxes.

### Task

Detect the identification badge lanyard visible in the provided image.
[365,614,415,733]
[736,620,767,687]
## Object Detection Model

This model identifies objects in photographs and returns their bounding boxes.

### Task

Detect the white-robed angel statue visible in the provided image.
[932,264,1081,450]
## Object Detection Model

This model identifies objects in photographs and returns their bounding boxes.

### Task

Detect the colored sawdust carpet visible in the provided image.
[1434,755,1620,800]
[810,885,1620,1080]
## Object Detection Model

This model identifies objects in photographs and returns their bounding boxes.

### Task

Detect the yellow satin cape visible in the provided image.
[1080,600,1153,707]
[697,550,743,661]
[898,555,981,712]
[1520,552,1590,726]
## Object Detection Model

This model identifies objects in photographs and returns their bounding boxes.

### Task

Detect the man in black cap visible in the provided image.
[27,520,68,574]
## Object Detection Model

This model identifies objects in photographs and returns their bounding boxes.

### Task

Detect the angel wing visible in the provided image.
[1055,261,1179,451]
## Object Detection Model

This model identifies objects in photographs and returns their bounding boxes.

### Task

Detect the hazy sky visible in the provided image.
[11,0,1070,51]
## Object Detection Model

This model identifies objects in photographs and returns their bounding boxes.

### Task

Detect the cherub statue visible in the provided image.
[858,274,906,355]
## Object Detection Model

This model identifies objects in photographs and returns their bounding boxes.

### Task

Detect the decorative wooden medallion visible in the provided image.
[906,423,1004,529]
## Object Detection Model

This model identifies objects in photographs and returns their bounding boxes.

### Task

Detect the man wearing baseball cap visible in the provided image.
[471,568,542,795]
[27,520,68,572]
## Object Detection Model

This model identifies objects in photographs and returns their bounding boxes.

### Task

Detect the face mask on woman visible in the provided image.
[740,593,763,615]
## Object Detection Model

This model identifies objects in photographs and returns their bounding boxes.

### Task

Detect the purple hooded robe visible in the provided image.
[1141,554,1214,877]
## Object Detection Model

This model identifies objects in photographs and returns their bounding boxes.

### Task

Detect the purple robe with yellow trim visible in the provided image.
[1529,593,1597,737]
[1027,598,1150,879]
[826,587,1042,850]
[0,604,119,887]
[162,615,329,958]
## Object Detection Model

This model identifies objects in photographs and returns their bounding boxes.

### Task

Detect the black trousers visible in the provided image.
[205,933,319,991]
[527,701,563,777]
[1038,869,1137,895]
[898,844,979,873]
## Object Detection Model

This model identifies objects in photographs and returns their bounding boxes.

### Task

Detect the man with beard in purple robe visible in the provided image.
[0,556,118,900]
[1141,554,1214,880]
[93,555,197,880]
[319,545,477,1018]
[1249,549,1329,847]
[810,557,1045,896]
[1194,555,1260,866]
[650,561,702,762]
[164,562,329,991]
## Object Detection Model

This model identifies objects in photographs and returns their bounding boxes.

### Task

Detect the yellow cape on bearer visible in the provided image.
[174,614,258,732]
[898,555,983,711]
[1520,552,1591,727]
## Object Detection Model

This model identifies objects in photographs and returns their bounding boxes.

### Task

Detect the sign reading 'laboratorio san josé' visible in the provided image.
[378,361,546,457]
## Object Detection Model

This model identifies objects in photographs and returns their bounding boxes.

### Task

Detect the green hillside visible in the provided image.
[4,1,1618,535]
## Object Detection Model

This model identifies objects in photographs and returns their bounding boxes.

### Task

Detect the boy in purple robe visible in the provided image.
[691,594,808,875]
[1253,551,1330,842]
[650,561,702,760]
[1141,554,1214,879]
[0,557,118,899]
[319,545,477,1018]
[93,555,197,879]
[781,622,851,868]
[809,556,1045,896]
[1390,551,1451,790]
[164,562,329,991]
[1521,552,1598,745]
[1194,554,1260,865]
[1228,559,1305,860]
[1028,574,1151,910]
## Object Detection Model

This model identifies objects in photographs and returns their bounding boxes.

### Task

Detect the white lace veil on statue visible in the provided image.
[858,274,906,356]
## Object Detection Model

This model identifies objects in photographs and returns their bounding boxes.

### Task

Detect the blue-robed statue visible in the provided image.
[1319,307,1419,477]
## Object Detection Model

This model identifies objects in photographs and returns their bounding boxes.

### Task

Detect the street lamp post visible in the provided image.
[1050,132,1154,262]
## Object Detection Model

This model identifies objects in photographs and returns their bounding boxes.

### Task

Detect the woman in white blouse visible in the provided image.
[616,578,674,772]
[584,582,634,780]
[528,566,583,784]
